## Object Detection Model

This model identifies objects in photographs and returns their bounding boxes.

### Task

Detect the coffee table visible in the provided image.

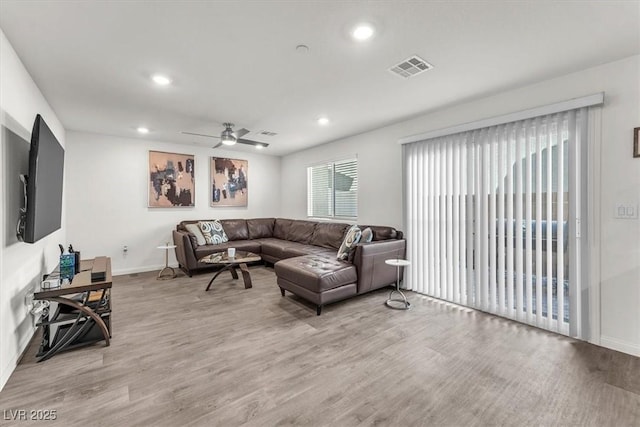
[199,251,261,291]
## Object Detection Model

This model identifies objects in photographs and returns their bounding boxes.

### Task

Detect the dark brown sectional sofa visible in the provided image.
[173,218,406,314]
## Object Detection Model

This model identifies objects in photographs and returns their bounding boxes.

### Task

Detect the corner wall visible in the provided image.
[281,55,640,356]
[0,29,67,390]
[64,131,281,275]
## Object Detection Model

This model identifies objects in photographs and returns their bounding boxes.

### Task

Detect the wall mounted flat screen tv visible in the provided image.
[20,114,64,243]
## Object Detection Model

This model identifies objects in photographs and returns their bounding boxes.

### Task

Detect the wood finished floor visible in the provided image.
[1,265,639,426]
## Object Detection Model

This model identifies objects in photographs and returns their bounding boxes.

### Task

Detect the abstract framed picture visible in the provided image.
[634,127,640,158]
[210,157,248,207]
[148,150,195,207]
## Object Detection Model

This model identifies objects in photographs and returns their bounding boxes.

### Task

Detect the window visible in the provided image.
[307,158,358,219]
[403,108,589,338]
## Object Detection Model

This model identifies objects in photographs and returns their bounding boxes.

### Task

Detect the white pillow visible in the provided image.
[199,220,229,245]
[337,225,362,261]
[185,223,207,246]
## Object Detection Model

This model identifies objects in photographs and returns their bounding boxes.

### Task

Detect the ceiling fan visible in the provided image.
[182,123,269,149]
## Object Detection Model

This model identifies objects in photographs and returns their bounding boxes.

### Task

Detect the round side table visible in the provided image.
[385,259,411,310]
[157,244,177,280]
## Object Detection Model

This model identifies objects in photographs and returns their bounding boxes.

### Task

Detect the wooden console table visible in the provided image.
[34,257,112,362]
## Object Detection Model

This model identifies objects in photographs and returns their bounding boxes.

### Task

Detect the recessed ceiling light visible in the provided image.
[137,127,149,134]
[317,117,330,126]
[151,74,172,86]
[352,24,374,41]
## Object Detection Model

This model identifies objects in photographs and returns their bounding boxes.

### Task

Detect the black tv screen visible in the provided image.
[23,114,64,243]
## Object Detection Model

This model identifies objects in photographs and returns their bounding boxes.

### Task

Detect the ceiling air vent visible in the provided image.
[389,55,433,79]
[260,131,278,137]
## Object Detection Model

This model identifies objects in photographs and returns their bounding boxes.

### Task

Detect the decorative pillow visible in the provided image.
[337,225,362,261]
[199,220,229,245]
[185,223,207,246]
[360,227,374,243]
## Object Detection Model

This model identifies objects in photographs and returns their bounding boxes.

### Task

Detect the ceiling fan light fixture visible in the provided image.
[255,144,265,150]
[221,134,237,145]
[220,124,236,145]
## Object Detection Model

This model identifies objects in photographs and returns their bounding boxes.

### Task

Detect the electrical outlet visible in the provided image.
[614,204,638,219]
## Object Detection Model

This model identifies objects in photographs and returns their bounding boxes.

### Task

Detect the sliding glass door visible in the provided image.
[404,108,589,337]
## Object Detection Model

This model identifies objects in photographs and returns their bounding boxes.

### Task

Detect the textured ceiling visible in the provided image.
[1,1,638,156]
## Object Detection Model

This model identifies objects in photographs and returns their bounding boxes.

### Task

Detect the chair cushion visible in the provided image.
[199,220,229,245]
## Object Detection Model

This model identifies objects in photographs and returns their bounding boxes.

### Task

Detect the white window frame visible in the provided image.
[307,157,358,220]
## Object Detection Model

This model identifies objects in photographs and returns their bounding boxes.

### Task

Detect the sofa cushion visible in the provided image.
[273,218,293,240]
[199,220,229,245]
[247,218,275,239]
[337,225,362,261]
[220,219,249,241]
[286,220,317,244]
[274,255,357,292]
[185,223,207,246]
[260,238,316,260]
[310,222,350,250]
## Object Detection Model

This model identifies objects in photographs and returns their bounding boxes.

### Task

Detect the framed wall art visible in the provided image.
[148,150,195,207]
[634,127,640,158]
[210,157,248,207]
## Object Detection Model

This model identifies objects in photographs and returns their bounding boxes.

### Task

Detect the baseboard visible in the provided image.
[600,335,640,357]
[0,326,36,392]
[112,264,172,276]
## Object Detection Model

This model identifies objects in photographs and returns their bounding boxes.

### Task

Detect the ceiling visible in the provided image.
[1,1,638,156]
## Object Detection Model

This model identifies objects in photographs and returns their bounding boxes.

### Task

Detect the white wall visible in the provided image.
[65,131,281,275]
[0,29,66,390]
[281,55,640,356]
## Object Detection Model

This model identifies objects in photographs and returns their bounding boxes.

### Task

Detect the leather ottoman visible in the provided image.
[274,255,357,315]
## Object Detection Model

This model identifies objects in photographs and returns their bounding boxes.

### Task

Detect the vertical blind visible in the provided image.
[404,108,588,336]
[307,158,358,219]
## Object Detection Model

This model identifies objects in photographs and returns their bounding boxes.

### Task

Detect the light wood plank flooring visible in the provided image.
[1,265,639,426]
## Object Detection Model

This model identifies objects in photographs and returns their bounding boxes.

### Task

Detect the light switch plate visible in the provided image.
[614,204,639,219]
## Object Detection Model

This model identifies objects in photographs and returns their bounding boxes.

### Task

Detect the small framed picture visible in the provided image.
[634,127,640,158]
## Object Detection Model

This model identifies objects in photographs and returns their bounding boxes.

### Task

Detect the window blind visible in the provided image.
[307,158,358,219]
[404,108,589,337]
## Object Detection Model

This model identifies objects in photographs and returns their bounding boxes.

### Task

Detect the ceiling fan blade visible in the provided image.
[212,142,223,149]
[235,128,250,138]
[181,131,220,139]
[237,138,269,148]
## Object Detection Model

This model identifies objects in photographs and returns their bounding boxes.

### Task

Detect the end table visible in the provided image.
[385,259,411,310]
[157,244,177,280]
